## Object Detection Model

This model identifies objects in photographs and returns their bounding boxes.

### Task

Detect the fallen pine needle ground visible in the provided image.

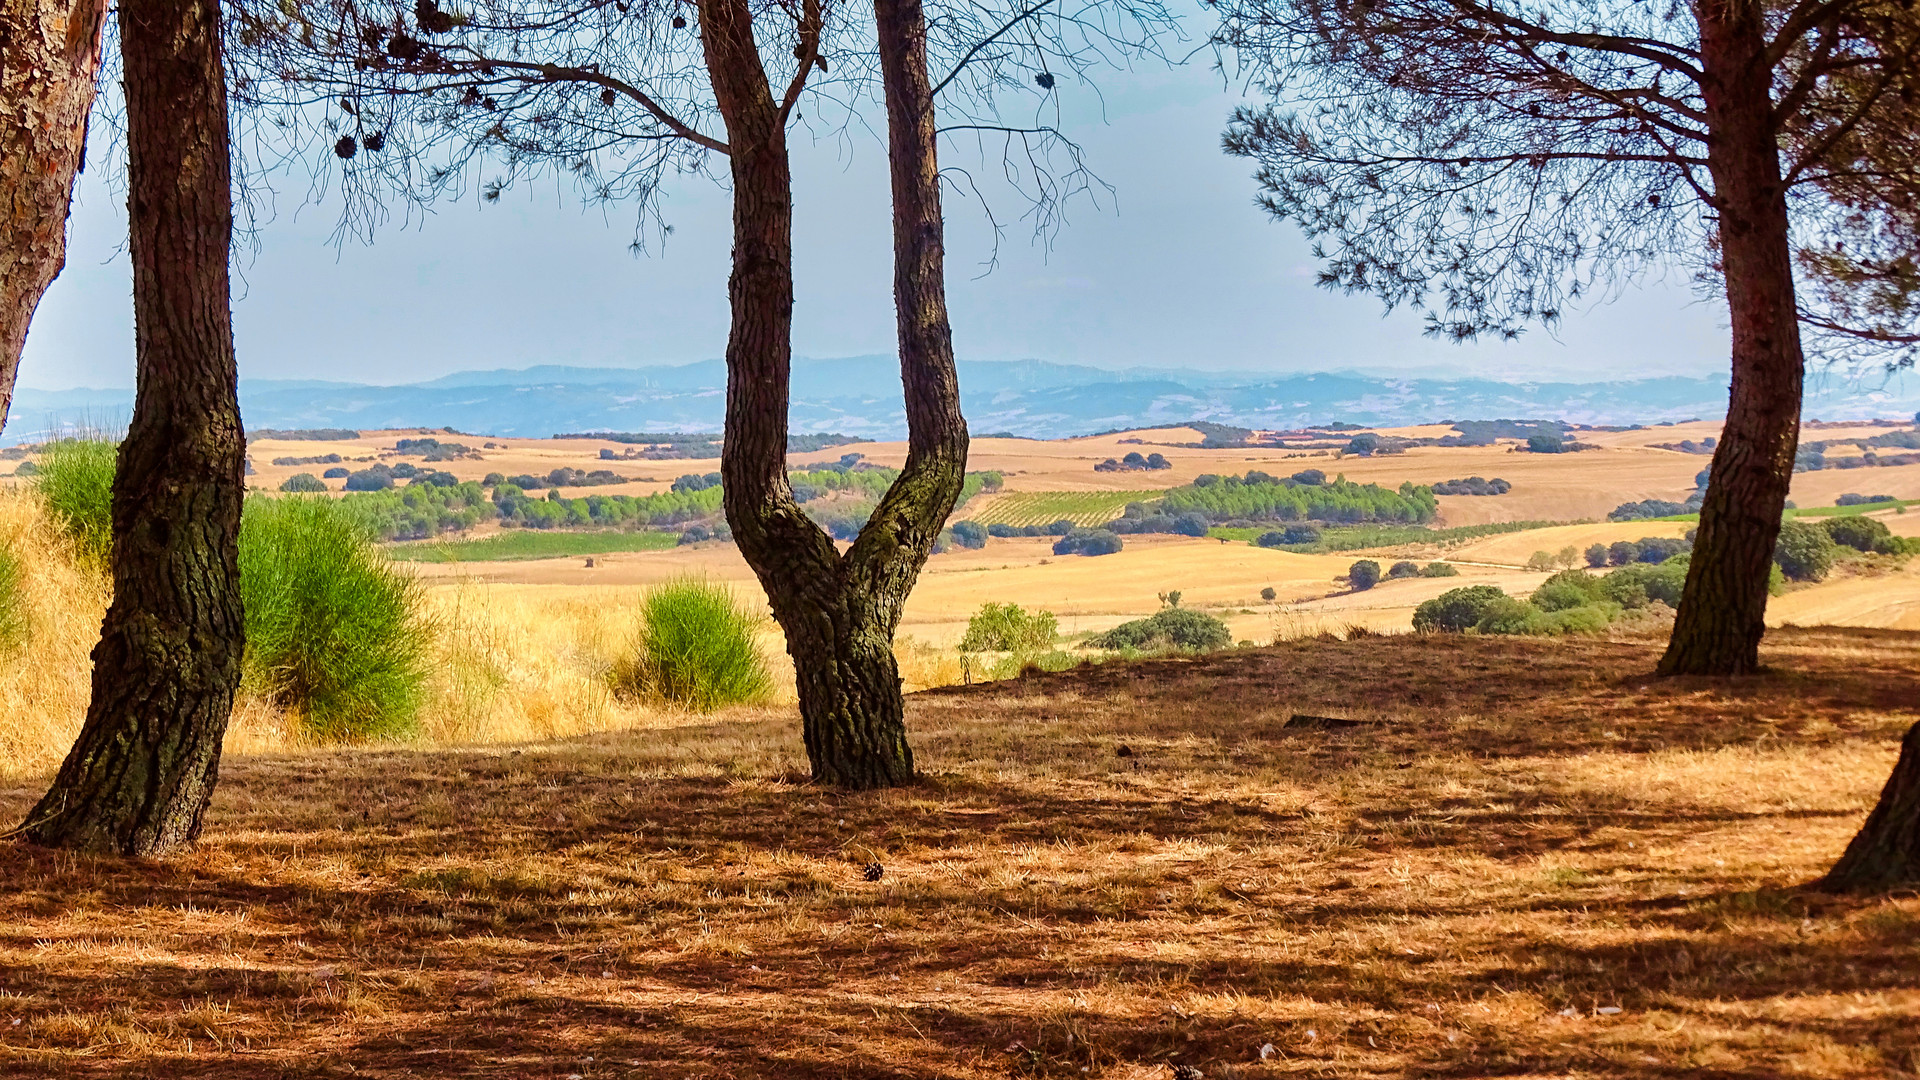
[0,626,1916,1078]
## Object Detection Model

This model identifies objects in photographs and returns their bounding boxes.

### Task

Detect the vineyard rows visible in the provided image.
[963,491,1160,527]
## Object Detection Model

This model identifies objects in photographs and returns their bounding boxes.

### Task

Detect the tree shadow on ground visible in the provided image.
[0,628,1916,1077]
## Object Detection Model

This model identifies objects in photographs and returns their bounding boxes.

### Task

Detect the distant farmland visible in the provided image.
[961,491,1157,528]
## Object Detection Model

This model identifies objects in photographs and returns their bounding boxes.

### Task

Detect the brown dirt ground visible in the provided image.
[1,627,1917,1078]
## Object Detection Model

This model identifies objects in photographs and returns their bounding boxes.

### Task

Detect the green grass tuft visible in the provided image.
[34,439,117,564]
[240,495,432,741]
[612,579,772,711]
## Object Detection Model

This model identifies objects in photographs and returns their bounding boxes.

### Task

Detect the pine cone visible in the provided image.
[863,862,884,882]
[1171,1066,1203,1080]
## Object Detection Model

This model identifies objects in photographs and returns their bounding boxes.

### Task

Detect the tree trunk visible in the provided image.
[0,0,109,431]
[698,0,965,788]
[21,0,244,855]
[1818,722,1920,891]
[1657,2,1804,677]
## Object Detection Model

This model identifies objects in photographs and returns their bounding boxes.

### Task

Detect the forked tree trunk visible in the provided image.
[1657,1,1803,677]
[21,0,244,854]
[1819,722,1920,891]
[697,0,965,788]
[0,0,110,431]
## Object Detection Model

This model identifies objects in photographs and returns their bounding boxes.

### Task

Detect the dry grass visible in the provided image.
[0,628,1916,1078]
[0,498,793,775]
[0,490,109,776]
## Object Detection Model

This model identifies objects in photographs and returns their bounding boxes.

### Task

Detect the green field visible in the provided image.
[963,491,1160,528]
[1647,498,1919,523]
[1210,519,1580,553]
[384,529,681,562]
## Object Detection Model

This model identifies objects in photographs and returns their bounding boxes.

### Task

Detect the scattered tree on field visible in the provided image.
[1347,558,1381,590]
[0,0,110,431]
[1216,0,1920,676]
[23,0,245,854]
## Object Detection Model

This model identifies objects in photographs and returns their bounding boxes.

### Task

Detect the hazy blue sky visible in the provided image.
[18,54,1734,392]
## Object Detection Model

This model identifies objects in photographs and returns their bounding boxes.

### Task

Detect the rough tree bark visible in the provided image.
[0,0,110,431]
[699,0,966,788]
[21,0,245,854]
[1819,722,1920,890]
[1657,0,1804,677]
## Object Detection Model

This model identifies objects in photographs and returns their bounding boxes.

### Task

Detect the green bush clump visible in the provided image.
[280,473,328,493]
[950,520,988,549]
[1386,560,1421,579]
[240,496,432,741]
[1773,519,1837,582]
[35,438,117,563]
[1584,543,1609,567]
[1600,558,1689,607]
[612,579,772,711]
[1485,600,1620,636]
[959,602,1059,652]
[1412,585,1508,632]
[1086,607,1232,651]
[1822,514,1901,554]
[1532,569,1608,612]
[1053,528,1123,556]
[1347,559,1381,590]
[1421,561,1459,577]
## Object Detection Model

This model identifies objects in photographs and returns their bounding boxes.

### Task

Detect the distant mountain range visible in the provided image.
[7,357,1917,443]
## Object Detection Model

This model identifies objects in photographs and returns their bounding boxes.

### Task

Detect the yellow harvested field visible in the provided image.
[1767,560,1920,629]
[417,535,1562,648]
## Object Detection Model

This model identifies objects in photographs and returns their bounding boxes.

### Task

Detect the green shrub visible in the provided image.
[1259,586,1277,601]
[240,496,432,740]
[1475,595,1620,636]
[1086,607,1232,651]
[950,520,988,549]
[1421,561,1459,577]
[612,579,772,711]
[1474,596,1538,635]
[1531,569,1608,612]
[959,602,1059,652]
[1053,528,1123,556]
[1347,559,1382,590]
[1823,514,1898,554]
[1601,558,1689,607]
[0,541,27,654]
[1412,585,1508,632]
[35,438,117,563]
[1773,519,1837,582]
[1584,543,1609,567]
[1387,560,1420,579]
[280,473,328,493]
